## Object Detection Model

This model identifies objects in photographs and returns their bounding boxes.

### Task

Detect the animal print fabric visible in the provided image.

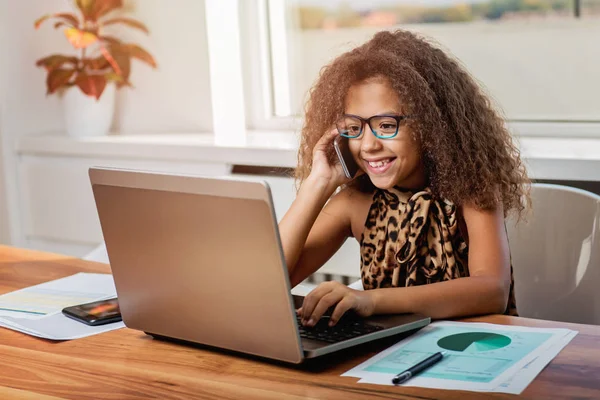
[359,186,518,316]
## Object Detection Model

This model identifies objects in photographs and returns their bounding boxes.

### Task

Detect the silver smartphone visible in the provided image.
[334,135,360,179]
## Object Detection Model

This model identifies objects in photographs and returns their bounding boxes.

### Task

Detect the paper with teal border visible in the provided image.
[342,321,576,393]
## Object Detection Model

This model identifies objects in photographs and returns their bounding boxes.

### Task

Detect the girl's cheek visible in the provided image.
[349,145,361,160]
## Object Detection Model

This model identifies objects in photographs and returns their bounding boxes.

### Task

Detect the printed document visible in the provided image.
[343,321,577,394]
[0,273,125,340]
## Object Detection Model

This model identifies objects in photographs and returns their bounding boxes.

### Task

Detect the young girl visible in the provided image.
[278,29,530,328]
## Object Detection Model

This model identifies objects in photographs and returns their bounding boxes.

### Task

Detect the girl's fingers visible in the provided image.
[306,291,343,326]
[313,128,339,154]
[300,283,333,322]
[329,297,353,326]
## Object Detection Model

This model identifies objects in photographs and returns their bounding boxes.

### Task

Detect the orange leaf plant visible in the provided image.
[35,0,157,100]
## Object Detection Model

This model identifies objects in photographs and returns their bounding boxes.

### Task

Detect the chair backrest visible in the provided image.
[506,183,600,325]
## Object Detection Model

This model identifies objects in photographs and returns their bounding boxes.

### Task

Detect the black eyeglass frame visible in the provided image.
[336,113,412,139]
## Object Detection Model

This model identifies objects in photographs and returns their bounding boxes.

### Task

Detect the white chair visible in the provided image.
[507,183,600,325]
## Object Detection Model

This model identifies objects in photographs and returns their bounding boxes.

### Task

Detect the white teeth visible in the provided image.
[368,159,390,168]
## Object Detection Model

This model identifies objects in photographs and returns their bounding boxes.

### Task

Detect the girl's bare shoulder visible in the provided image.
[331,185,373,206]
[331,185,374,239]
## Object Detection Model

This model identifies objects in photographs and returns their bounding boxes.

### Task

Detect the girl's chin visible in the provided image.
[368,174,398,190]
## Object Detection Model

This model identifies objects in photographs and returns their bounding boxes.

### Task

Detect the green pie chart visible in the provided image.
[437,332,512,352]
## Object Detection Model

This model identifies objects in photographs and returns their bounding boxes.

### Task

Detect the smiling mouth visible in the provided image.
[367,159,393,168]
[364,157,396,174]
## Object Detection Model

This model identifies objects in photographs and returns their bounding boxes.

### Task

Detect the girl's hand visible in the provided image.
[308,128,351,192]
[297,281,376,327]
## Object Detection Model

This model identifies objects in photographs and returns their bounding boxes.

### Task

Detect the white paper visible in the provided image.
[0,312,125,340]
[491,330,577,393]
[0,273,125,340]
[290,283,316,297]
[343,321,577,394]
[0,272,117,318]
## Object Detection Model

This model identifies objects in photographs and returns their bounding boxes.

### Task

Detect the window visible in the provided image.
[253,0,600,133]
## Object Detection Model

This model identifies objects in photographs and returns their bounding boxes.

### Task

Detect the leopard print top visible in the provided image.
[359,186,518,316]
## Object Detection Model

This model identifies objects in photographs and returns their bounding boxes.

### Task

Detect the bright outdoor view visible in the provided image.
[277,0,600,123]
[294,0,600,29]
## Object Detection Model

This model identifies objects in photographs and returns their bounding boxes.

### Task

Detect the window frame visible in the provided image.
[224,0,600,138]
[238,0,302,131]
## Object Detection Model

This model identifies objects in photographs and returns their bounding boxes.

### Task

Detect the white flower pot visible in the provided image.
[63,83,116,137]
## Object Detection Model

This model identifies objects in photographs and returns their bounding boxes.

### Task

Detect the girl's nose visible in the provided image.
[360,125,382,153]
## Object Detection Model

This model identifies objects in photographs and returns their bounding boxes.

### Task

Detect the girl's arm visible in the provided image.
[299,203,512,326]
[278,128,354,287]
[372,203,511,318]
[280,184,354,287]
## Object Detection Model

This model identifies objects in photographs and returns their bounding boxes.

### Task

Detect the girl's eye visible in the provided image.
[379,123,398,132]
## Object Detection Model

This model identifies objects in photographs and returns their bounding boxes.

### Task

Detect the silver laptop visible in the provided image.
[89,167,430,364]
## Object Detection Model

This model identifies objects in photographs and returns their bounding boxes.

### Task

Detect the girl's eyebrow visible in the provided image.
[343,110,401,117]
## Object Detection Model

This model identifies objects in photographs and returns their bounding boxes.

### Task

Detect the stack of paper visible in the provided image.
[343,321,577,394]
[0,273,125,340]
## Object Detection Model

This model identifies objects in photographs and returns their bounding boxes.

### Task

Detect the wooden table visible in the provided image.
[0,245,598,399]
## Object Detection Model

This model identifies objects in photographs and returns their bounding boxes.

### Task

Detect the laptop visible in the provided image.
[89,167,430,364]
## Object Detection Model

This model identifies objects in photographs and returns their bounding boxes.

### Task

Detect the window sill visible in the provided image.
[16,131,300,168]
[15,132,600,181]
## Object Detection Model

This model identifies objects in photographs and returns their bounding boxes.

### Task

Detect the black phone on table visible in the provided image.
[333,135,360,179]
[62,297,122,326]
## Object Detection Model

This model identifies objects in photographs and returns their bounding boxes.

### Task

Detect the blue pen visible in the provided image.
[392,351,446,385]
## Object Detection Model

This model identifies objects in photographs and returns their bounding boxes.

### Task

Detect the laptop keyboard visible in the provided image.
[296,314,384,343]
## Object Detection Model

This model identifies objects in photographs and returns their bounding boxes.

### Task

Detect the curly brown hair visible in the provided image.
[296,29,530,217]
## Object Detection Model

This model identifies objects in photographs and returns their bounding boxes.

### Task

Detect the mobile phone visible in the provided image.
[62,298,122,326]
[334,135,360,179]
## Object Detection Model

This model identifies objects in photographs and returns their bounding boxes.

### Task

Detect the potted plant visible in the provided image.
[34,0,157,137]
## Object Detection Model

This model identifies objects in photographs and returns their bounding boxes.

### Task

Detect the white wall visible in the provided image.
[108,0,213,133]
[0,0,12,244]
[1,0,213,136]
[0,145,8,244]
[0,140,8,246]
[0,0,214,248]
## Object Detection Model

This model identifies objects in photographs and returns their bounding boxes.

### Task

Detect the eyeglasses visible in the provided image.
[336,114,411,139]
